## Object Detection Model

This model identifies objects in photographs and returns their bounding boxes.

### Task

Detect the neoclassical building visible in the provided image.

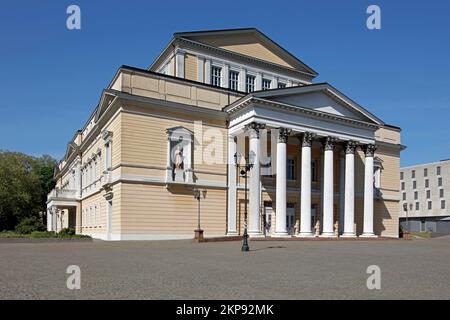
[47,28,404,240]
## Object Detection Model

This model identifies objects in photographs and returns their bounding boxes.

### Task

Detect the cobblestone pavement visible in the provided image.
[1,236,450,299]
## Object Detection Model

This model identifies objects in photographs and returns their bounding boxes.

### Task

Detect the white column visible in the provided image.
[271,76,278,89]
[197,56,205,83]
[255,72,262,91]
[175,50,185,78]
[361,144,377,237]
[47,208,52,231]
[239,68,246,92]
[247,123,264,236]
[222,64,229,89]
[51,206,58,232]
[342,141,357,237]
[339,151,345,234]
[298,132,315,237]
[274,128,290,236]
[227,135,238,235]
[204,60,211,85]
[321,137,336,237]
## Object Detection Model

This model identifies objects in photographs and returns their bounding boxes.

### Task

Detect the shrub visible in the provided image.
[30,231,57,238]
[15,217,46,234]
[59,227,75,236]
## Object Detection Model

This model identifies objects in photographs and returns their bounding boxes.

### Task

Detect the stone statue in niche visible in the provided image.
[174,146,184,182]
[174,146,184,170]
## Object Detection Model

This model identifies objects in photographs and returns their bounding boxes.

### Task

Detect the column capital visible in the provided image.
[363,144,377,157]
[345,141,358,154]
[299,132,316,147]
[228,135,237,143]
[277,128,291,143]
[323,136,337,151]
[244,122,265,139]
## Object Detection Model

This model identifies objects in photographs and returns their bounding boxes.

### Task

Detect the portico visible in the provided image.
[225,84,381,238]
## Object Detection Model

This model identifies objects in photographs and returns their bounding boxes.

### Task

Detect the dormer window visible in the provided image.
[246,75,255,93]
[211,66,222,87]
[229,70,239,91]
[262,78,271,90]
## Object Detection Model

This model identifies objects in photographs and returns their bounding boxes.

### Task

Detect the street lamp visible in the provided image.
[193,188,206,241]
[234,150,255,252]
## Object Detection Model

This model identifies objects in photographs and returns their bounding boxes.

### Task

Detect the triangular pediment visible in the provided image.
[175,28,317,76]
[252,83,384,125]
[64,142,78,160]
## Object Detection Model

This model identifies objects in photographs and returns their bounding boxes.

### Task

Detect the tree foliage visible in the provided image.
[0,151,57,230]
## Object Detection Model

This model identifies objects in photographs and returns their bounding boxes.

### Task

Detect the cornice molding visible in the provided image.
[226,97,380,130]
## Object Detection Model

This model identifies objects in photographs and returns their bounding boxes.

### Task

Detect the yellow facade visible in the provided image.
[47,28,403,240]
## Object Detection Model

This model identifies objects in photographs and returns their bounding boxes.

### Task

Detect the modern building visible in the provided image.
[46,28,404,240]
[400,159,450,233]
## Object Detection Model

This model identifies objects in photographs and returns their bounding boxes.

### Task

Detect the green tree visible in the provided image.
[0,151,57,230]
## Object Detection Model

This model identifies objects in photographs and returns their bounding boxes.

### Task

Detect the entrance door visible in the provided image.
[264,206,273,235]
[287,205,295,235]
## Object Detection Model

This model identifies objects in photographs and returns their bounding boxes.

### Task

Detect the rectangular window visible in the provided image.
[442,200,446,210]
[211,66,222,87]
[402,193,406,201]
[400,172,404,180]
[426,190,431,199]
[262,78,271,90]
[415,202,419,210]
[440,189,444,198]
[412,170,415,179]
[425,179,429,188]
[229,70,239,91]
[437,166,441,175]
[413,181,417,189]
[438,177,443,187]
[246,75,255,93]
[414,191,418,200]
[424,168,428,177]
[277,82,286,89]
[287,158,295,180]
[428,201,432,210]
[401,182,405,190]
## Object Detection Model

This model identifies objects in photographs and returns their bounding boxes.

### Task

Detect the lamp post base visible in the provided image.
[241,234,250,252]
[194,229,204,242]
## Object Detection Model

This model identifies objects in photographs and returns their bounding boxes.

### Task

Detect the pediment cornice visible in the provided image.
[226,96,380,130]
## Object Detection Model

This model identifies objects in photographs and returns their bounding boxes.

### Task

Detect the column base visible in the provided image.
[319,232,337,238]
[248,231,265,238]
[295,232,315,238]
[341,233,357,238]
[359,233,377,238]
[272,232,290,238]
[226,231,238,236]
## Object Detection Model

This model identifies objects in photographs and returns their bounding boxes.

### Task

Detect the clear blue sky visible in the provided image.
[0,0,449,167]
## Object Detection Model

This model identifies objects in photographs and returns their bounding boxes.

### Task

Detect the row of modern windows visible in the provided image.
[404,200,446,211]
[401,166,442,180]
[401,177,443,190]
[402,188,445,201]
[211,66,287,92]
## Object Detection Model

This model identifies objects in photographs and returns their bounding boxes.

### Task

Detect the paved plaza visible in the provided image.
[1,236,450,299]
